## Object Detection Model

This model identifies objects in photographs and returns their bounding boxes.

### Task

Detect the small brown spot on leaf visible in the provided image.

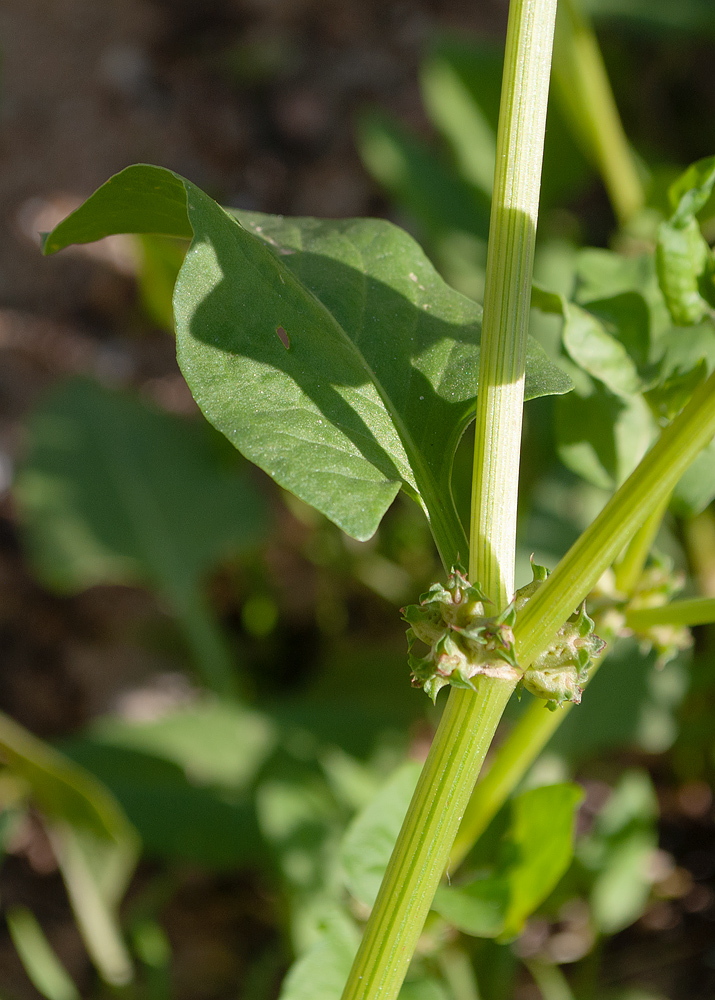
[276,325,290,349]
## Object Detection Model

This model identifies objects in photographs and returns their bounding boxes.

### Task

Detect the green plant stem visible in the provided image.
[450,630,612,870]
[525,960,575,1000]
[627,596,715,630]
[515,367,715,669]
[339,677,515,1000]
[470,0,558,607]
[451,494,670,869]
[438,947,482,1000]
[341,5,558,999]
[166,585,239,699]
[552,0,644,227]
[613,493,671,595]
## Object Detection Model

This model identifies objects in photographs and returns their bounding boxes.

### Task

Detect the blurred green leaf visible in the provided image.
[556,384,655,490]
[277,911,359,1000]
[433,783,583,940]
[399,979,451,1000]
[136,234,188,332]
[578,770,658,934]
[644,358,707,422]
[584,0,715,33]
[340,761,421,907]
[15,377,267,695]
[6,906,80,1000]
[657,157,715,326]
[356,109,491,242]
[62,700,277,869]
[562,303,642,397]
[0,711,138,985]
[432,877,510,938]
[420,49,497,196]
[672,436,715,516]
[550,640,688,760]
[89,700,277,790]
[499,783,583,938]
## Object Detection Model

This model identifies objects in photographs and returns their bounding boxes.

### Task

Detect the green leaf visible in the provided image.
[671,435,715,516]
[89,700,276,790]
[6,906,80,1000]
[578,770,658,934]
[562,303,642,397]
[137,234,188,332]
[340,761,421,908]
[556,384,655,490]
[15,377,267,694]
[41,164,572,566]
[420,46,498,196]
[61,701,275,869]
[584,292,652,372]
[356,109,491,242]
[432,877,510,938]
[398,979,451,1000]
[0,711,138,985]
[656,218,714,326]
[278,912,359,1000]
[41,167,192,251]
[656,157,715,326]
[60,739,263,869]
[432,783,583,941]
[498,783,583,938]
[668,155,715,224]
[16,378,265,594]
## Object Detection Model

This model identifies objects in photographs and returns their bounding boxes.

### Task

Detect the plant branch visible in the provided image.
[626,596,715,631]
[552,0,645,227]
[613,493,671,595]
[515,368,715,669]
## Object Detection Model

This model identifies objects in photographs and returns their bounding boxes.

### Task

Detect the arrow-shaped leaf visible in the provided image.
[44,164,572,566]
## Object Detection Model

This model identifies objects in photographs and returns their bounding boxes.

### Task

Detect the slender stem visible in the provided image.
[340,5,558,998]
[515,368,715,669]
[552,0,645,227]
[166,584,239,699]
[438,947,482,1000]
[525,960,575,1000]
[627,596,715,630]
[613,493,670,595]
[339,678,514,1000]
[470,0,558,607]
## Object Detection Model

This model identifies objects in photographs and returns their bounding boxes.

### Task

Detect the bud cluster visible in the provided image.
[402,562,605,709]
[626,554,692,666]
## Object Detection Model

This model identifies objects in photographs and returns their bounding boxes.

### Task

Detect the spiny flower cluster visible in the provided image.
[402,563,606,710]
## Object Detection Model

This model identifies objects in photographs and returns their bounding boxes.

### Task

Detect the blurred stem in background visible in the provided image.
[552,0,646,227]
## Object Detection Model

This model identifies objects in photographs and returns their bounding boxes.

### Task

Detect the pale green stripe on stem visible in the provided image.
[470,0,558,607]
[339,678,514,1000]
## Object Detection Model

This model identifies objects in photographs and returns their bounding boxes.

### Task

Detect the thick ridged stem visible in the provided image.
[470,0,558,607]
[339,3,558,999]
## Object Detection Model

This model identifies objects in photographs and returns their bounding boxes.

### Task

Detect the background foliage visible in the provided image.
[1,1,715,999]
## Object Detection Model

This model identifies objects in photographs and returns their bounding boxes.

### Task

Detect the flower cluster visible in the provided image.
[402,562,605,709]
